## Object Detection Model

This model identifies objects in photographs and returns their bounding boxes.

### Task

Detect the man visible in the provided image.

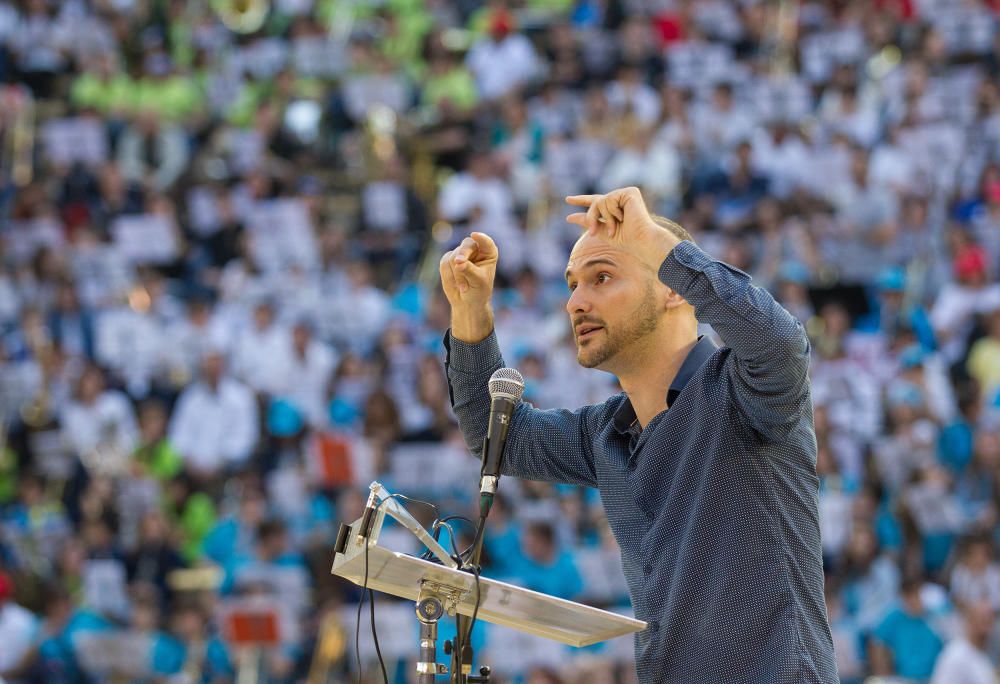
[168,347,259,481]
[439,187,836,683]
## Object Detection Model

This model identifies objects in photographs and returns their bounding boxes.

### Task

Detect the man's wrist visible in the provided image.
[648,219,682,271]
[450,306,494,344]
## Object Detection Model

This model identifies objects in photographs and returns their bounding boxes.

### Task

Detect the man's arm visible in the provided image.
[439,231,598,488]
[659,240,811,443]
[445,330,599,487]
[566,187,810,444]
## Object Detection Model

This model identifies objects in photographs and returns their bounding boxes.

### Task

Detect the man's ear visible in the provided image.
[662,286,688,311]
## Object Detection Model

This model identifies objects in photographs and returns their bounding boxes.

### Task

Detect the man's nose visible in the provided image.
[566,286,592,315]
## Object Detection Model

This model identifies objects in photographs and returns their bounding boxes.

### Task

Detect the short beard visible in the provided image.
[577,281,659,370]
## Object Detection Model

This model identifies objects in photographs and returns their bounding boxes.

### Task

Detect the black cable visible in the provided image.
[421,515,476,562]
[454,510,489,677]
[434,520,463,560]
[392,493,439,520]
[369,586,388,684]
[355,495,483,682]
[356,497,395,684]
[439,514,478,557]
[462,509,489,565]
[438,514,476,529]
[464,564,482,647]
[355,540,369,684]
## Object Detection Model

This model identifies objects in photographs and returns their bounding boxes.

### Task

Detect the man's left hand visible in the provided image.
[566,187,682,273]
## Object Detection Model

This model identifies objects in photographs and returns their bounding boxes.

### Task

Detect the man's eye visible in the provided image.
[597,273,611,284]
[568,282,577,291]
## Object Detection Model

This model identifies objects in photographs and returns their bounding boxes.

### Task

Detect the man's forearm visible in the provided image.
[450,305,495,344]
[658,240,806,363]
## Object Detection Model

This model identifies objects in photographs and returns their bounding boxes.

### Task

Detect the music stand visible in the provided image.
[332,482,646,683]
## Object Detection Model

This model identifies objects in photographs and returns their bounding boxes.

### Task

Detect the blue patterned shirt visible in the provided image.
[444,240,837,683]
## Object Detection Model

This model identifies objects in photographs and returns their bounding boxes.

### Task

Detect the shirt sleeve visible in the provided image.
[659,240,811,443]
[445,331,599,487]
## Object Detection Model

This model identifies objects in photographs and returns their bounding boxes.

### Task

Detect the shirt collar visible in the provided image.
[612,335,719,435]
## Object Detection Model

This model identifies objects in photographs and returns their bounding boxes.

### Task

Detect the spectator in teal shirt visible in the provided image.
[166,601,234,683]
[870,576,944,681]
[508,521,583,601]
[34,587,111,683]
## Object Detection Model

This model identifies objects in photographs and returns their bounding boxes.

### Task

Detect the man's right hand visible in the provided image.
[439,232,498,343]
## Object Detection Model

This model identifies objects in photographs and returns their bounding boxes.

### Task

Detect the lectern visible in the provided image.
[332,482,646,683]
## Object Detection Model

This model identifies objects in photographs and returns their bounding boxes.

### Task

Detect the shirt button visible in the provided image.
[648,621,659,633]
[628,460,637,472]
[643,563,653,575]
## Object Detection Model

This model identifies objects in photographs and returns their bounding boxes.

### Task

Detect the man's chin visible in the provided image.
[576,346,607,369]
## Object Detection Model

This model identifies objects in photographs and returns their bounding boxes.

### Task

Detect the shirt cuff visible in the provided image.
[444,329,502,374]
[658,240,715,293]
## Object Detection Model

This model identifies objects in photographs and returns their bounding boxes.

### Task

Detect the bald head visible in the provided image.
[566,231,655,284]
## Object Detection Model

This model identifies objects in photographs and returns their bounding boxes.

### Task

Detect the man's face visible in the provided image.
[564,234,661,371]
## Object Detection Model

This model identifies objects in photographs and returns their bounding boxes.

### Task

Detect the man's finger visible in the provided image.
[450,259,470,292]
[440,254,459,292]
[567,212,589,227]
[454,237,479,262]
[596,199,615,227]
[609,197,625,223]
[469,232,498,259]
[440,250,464,293]
[566,194,600,207]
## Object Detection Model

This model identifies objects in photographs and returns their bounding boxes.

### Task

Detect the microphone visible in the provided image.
[480,368,525,497]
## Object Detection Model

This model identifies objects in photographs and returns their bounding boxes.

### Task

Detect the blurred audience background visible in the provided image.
[2,0,1000,682]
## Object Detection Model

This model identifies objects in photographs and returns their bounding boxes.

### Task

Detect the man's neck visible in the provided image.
[617,333,699,429]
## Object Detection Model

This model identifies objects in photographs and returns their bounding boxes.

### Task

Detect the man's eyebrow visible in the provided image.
[565,257,618,281]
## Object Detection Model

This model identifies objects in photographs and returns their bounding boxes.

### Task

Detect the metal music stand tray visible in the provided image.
[332,482,647,683]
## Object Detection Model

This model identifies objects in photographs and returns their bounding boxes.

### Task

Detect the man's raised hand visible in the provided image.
[566,187,682,272]
[440,232,498,343]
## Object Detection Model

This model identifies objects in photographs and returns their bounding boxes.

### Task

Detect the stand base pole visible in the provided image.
[416,591,448,682]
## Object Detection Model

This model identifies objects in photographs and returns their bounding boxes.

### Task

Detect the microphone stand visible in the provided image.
[451,370,521,683]
[448,484,495,684]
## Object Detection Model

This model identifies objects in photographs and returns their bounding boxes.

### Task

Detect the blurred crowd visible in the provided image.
[2,0,1000,682]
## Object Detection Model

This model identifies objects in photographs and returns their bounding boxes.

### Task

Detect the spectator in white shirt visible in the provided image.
[233,299,287,395]
[827,146,901,283]
[598,124,681,210]
[951,536,1000,612]
[60,362,139,461]
[0,571,38,683]
[932,242,1000,364]
[116,110,190,192]
[466,11,541,101]
[692,82,753,163]
[273,319,336,429]
[168,347,259,480]
[342,48,413,124]
[605,62,661,129]
[931,602,998,684]
[163,295,230,388]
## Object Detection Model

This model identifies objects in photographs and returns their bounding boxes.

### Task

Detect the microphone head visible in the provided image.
[488,368,525,402]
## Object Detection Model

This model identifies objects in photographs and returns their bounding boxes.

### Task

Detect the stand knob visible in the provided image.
[443,639,453,655]
[467,665,491,683]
